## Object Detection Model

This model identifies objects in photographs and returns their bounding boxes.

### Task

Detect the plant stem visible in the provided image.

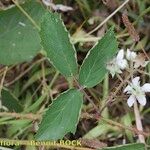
[73,78,99,112]
[5,58,45,86]
[67,76,74,88]
[101,73,109,118]
[48,71,59,100]
[100,73,132,113]
[134,100,145,143]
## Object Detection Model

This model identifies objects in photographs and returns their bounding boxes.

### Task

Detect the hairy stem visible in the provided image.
[101,73,109,118]
[134,101,145,143]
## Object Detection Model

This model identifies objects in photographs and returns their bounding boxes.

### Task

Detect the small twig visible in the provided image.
[1,111,149,139]
[87,0,130,35]
[100,115,149,137]
[0,112,41,120]
[74,78,99,112]
[116,74,124,83]
[0,66,8,96]
[82,89,99,112]
[0,66,8,109]
[5,58,46,86]
[100,73,132,113]
[137,69,150,76]
[81,113,150,137]
[41,62,47,89]
[48,71,59,100]
[48,71,60,89]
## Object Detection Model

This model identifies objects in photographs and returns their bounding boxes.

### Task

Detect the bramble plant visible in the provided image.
[35,12,118,140]
[0,1,149,150]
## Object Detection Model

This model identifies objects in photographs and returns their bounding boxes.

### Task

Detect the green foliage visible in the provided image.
[40,12,78,77]
[121,113,134,142]
[7,120,31,137]
[102,143,145,150]
[35,89,83,140]
[0,1,45,65]
[1,88,23,112]
[79,28,118,88]
[0,1,123,145]
[36,11,118,140]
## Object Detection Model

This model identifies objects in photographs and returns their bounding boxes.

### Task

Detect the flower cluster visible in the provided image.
[106,49,149,78]
[106,49,150,107]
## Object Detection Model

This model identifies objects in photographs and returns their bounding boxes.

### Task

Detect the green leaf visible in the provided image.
[102,143,145,150]
[40,12,78,77]
[83,123,110,139]
[79,28,118,88]
[7,120,31,137]
[121,113,134,142]
[0,1,45,65]
[1,88,23,112]
[35,89,83,140]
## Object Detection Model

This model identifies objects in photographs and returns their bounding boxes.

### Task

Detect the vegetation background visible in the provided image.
[0,0,149,150]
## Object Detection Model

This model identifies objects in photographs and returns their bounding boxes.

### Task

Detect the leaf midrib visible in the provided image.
[82,35,114,86]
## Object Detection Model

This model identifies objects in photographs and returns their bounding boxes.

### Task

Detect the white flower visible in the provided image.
[126,49,137,61]
[106,59,122,77]
[124,77,150,107]
[116,49,128,69]
[107,49,128,77]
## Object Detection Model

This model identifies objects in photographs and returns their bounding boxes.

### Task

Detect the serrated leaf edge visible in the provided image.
[40,12,78,77]
[35,88,83,140]
[79,28,116,88]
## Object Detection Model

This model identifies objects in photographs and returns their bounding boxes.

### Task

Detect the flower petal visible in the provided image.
[110,69,116,78]
[124,85,132,93]
[120,59,128,69]
[132,77,140,86]
[127,95,136,107]
[136,95,146,106]
[117,49,124,60]
[142,83,150,92]
[131,52,137,59]
[126,49,137,60]
[116,58,128,69]
[126,49,130,59]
